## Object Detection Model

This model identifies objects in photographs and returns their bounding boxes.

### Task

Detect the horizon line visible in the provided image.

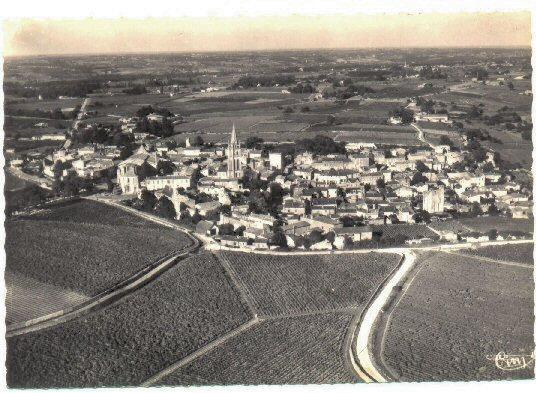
[5,45,532,59]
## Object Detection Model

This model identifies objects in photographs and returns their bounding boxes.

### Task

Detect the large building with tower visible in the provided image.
[226,124,242,179]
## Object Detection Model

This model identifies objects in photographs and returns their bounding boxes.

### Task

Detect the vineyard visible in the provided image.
[7,253,251,388]
[160,314,358,385]
[217,251,401,317]
[381,251,534,382]
[6,270,90,324]
[5,200,192,295]
[23,199,170,228]
[458,243,534,265]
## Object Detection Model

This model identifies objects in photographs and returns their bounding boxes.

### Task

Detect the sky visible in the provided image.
[2,12,531,57]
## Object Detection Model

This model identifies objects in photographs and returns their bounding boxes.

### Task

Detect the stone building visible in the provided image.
[422,187,445,213]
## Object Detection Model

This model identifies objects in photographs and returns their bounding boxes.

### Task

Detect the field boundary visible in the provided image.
[6,245,198,337]
[142,317,261,387]
[213,252,260,317]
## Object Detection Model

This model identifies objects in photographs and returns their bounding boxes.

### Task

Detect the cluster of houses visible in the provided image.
[10,142,121,182]
[111,124,532,251]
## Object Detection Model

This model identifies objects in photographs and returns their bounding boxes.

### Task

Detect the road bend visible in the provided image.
[350,249,417,383]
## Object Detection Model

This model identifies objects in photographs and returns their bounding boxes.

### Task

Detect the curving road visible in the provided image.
[348,249,416,382]
[348,239,533,383]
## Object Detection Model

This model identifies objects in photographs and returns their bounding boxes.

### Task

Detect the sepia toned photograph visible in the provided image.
[1,1,535,389]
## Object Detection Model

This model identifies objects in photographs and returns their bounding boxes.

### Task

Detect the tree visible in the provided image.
[392,107,414,124]
[439,135,454,146]
[191,135,204,146]
[307,229,324,244]
[413,210,431,224]
[283,106,294,114]
[140,189,157,212]
[271,231,288,248]
[166,140,178,150]
[522,128,532,141]
[471,202,483,216]
[161,117,174,138]
[218,223,235,236]
[472,148,487,163]
[244,136,264,149]
[415,160,429,173]
[267,183,284,211]
[410,172,428,186]
[376,178,386,189]
[53,160,65,180]
[157,160,175,175]
[487,229,498,240]
[507,82,514,90]
[120,145,134,160]
[155,197,176,219]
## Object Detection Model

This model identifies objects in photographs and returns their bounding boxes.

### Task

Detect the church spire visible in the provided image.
[230,123,237,144]
[227,123,241,179]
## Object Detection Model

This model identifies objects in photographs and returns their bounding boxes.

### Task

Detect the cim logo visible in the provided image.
[487,351,535,371]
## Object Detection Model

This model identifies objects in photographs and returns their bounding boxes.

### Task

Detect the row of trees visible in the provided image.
[4,80,101,99]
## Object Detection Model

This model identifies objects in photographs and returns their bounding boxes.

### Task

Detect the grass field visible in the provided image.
[5,200,192,296]
[458,243,534,265]
[381,250,534,382]
[7,253,251,388]
[160,314,358,386]
[457,216,533,234]
[371,224,439,241]
[481,130,533,169]
[217,251,401,317]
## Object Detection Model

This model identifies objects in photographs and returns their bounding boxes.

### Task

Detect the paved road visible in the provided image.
[7,166,52,190]
[411,123,435,148]
[207,237,533,256]
[349,249,416,382]
[72,97,91,130]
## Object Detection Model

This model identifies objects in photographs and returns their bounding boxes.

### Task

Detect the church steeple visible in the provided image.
[230,123,237,144]
[227,123,241,179]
